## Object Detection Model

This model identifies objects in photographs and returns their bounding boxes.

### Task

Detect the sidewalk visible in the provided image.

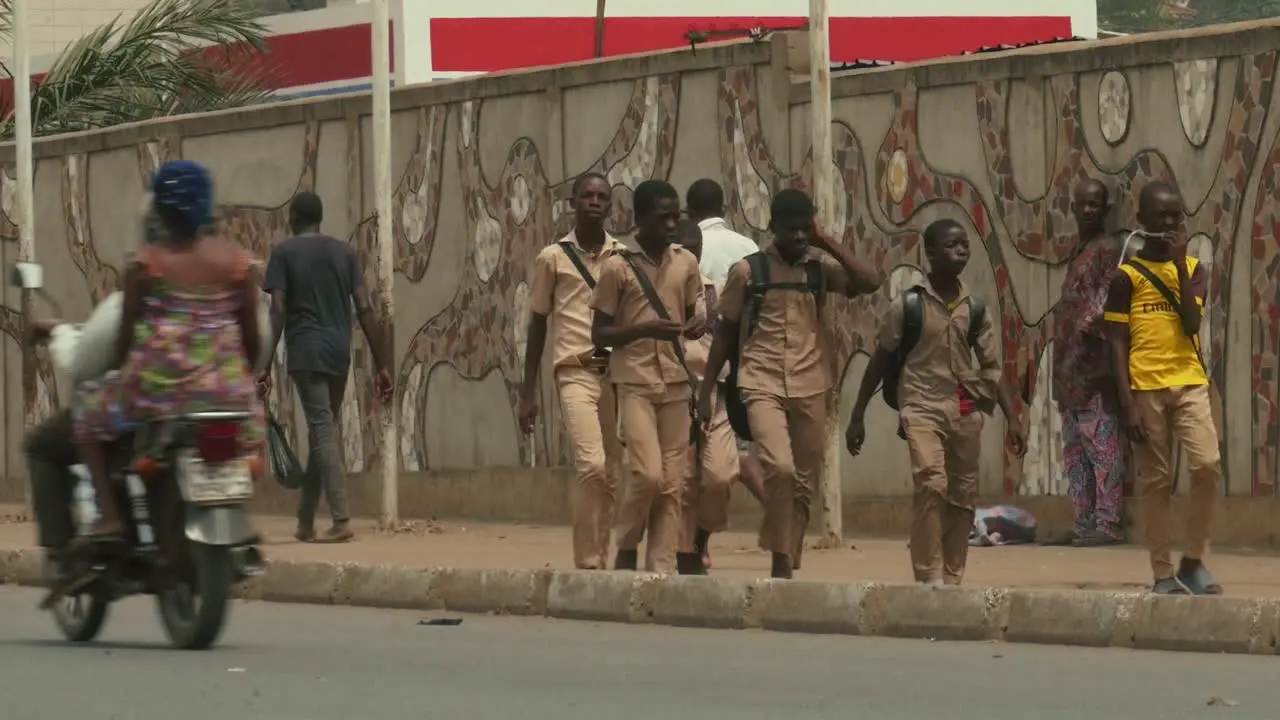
[7,509,1280,655]
[4,510,1280,597]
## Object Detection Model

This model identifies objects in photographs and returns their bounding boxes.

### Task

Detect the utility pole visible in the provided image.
[808,0,843,548]
[14,0,36,516]
[371,0,398,528]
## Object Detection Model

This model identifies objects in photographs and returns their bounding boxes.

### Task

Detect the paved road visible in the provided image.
[0,586,1272,720]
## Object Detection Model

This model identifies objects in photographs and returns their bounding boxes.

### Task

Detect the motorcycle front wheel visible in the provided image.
[52,592,110,643]
[156,542,233,650]
[45,556,110,643]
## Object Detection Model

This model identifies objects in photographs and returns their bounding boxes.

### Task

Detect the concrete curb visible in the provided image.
[2,549,1277,655]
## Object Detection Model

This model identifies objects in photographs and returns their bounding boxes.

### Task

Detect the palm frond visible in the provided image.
[1,0,276,139]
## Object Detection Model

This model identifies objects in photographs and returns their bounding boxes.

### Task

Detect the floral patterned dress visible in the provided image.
[72,247,265,447]
[1050,237,1126,541]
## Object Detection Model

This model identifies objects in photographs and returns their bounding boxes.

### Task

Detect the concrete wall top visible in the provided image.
[789,18,1280,102]
[0,36,775,162]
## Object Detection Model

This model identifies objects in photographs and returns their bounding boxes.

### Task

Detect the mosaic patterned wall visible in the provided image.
[4,34,1280,503]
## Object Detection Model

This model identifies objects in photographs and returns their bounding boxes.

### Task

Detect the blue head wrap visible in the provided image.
[151,160,213,235]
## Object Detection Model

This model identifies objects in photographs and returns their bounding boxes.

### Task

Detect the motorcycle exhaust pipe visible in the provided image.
[232,546,266,580]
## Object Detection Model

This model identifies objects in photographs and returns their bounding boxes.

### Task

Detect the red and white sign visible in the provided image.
[403,0,1097,82]
[1,0,1095,114]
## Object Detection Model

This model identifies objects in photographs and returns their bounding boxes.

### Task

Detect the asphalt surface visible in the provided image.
[0,586,1273,720]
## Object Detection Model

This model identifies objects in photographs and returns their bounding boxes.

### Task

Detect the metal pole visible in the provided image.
[371,0,398,528]
[14,0,36,516]
[808,0,842,548]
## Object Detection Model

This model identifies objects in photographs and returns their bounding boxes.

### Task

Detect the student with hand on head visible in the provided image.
[699,189,879,580]
[847,218,1026,587]
[590,180,704,575]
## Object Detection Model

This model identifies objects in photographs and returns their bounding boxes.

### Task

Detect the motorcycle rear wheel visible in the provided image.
[156,543,233,650]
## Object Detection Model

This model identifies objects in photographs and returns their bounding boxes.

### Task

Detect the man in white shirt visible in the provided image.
[686,179,760,285]
[683,179,766,565]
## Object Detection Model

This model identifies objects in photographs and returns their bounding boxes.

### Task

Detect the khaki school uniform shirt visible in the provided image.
[528,231,625,370]
[589,245,703,394]
[718,246,863,398]
[877,279,1002,414]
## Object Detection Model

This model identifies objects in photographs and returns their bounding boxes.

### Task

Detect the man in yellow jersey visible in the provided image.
[1103,181,1220,595]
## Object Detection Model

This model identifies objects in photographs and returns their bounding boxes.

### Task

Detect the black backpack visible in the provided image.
[881,287,985,411]
[722,252,826,441]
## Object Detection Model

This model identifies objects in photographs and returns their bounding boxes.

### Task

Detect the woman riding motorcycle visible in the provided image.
[27,188,278,559]
[68,160,267,547]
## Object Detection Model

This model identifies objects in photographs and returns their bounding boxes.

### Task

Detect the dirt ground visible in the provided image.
[4,505,1280,597]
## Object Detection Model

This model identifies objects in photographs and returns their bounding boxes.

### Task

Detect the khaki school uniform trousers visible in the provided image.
[741,389,826,567]
[556,366,622,570]
[615,383,692,574]
[901,402,983,585]
[1131,384,1220,580]
[680,386,738,551]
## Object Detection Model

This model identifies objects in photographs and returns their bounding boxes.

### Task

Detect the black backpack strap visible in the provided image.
[900,287,924,357]
[743,252,829,337]
[559,242,596,289]
[879,286,924,414]
[966,296,985,348]
[743,252,771,338]
[804,259,827,318]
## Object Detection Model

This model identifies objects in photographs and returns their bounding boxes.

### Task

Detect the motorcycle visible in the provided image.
[11,260,265,650]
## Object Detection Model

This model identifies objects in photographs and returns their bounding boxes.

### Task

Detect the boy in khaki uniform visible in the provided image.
[590,180,704,574]
[847,218,1025,587]
[700,189,880,579]
[519,173,625,570]
[674,218,738,575]
[1103,181,1221,595]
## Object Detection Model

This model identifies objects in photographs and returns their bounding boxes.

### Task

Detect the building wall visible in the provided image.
[0,0,332,60]
[1,0,154,58]
[2,23,1279,531]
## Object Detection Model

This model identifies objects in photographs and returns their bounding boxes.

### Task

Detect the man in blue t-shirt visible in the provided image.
[262,192,393,543]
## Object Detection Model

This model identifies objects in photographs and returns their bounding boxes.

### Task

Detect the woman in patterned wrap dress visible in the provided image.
[72,160,265,543]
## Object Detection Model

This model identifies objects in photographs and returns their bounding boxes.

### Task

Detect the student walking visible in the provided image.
[520,173,625,570]
[847,218,1025,586]
[700,189,879,579]
[590,180,704,574]
[673,218,737,575]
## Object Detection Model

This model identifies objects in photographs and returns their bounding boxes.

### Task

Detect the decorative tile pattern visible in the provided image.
[1020,340,1065,496]
[1098,71,1132,145]
[399,76,682,470]
[1175,59,1219,147]
[886,149,909,204]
